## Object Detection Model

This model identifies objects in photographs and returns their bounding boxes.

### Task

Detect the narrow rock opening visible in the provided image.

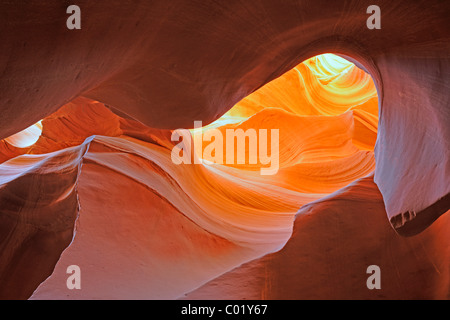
[4,121,43,148]
[193,53,379,195]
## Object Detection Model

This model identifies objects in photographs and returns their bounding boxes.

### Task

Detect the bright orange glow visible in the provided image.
[192,53,379,183]
[222,53,378,118]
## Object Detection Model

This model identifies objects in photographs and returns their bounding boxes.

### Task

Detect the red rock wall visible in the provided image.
[0,1,449,299]
[1,0,448,233]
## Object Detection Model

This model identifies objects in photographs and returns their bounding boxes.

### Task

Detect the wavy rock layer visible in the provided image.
[0,139,90,299]
[1,1,449,233]
[184,176,450,300]
[2,54,386,299]
[0,0,449,299]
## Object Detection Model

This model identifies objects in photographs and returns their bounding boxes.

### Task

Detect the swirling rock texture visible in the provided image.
[0,1,449,299]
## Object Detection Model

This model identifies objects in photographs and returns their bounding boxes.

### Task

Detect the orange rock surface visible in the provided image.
[0,1,448,299]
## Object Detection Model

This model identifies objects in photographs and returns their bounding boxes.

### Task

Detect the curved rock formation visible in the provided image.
[184,176,450,300]
[0,1,449,299]
[0,138,90,299]
[1,0,448,234]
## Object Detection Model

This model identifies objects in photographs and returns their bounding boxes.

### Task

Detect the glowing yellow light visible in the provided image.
[5,120,43,148]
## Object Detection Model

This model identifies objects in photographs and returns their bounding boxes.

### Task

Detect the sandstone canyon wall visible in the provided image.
[0,1,449,299]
